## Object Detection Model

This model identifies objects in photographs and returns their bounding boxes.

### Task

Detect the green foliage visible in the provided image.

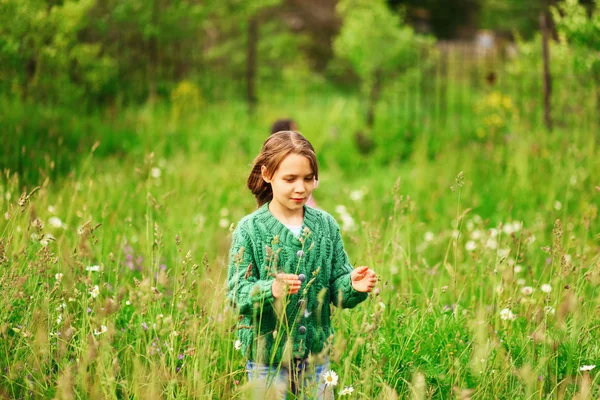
[552,0,600,81]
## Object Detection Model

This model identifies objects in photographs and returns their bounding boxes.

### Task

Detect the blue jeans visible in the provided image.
[246,359,333,399]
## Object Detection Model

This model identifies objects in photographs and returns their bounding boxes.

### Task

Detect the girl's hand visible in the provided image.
[351,266,377,293]
[272,273,302,299]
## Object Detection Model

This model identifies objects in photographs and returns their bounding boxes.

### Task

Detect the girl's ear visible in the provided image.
[261,165,271,183]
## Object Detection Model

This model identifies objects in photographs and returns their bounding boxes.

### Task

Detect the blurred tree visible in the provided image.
[552,0,600,123]
[0,0,116,107]
[333,0,433,135]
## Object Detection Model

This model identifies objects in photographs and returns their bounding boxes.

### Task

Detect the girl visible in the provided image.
[227,131,376,399]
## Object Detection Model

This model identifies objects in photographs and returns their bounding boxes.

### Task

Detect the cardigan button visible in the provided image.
[298,274,306,282]
[298,325,306,334]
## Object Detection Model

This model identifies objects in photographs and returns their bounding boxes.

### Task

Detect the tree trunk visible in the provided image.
[246,16,258,115]
[366,69,383,129]
[540,11,552,132]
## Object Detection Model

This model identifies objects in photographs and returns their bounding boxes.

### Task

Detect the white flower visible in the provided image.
[541,284,552,293]
[49,217,63,228]
[220,208,229,217]
[517,278,526,286]
[349,190,364,202]
[218,218,230,228]
[339,386,354,396]
[465,241,477,252]
[378,301,386,310]
[495,285,504,294]
[125,300,131,305]
[340,214,356,231]
[498,248,510,258]
[86,265,101,272]
[521,286,534,296]
[554,201,562,211]
[94,325,107,335]
[424,231,435,242]
[48,205,56,213]
[485,238,498,250]
[544,306,555,315]
[452,230,460,239]
[322,370,339,387]
[151,167,161,178]
[563,254,572,263]
[580,365,595,372]
[500,308,516,321]
[56,315,62,325]
[527,235,536,244]
[234,339,242,351]
[471,230,483,240]
[90,285,100,298]
[489,228,498,238]
[502,223,515,235]
[335,205,347,215]
[512,221,522,232]
[513,265,523,273]
[172,331,179,337]
[55,273,63,281]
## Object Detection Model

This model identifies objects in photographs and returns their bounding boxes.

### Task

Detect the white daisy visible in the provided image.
[339,385,354,396]
[322,370,339,387]
[500,308,516,321]
[86,265,101,272]
[55,273,63,281]
[90,285,100,298]
[151,167,161,178]
[234,339,242,351]
[48,217,63,229]
[94,325,107,335]
[579,365,595,371]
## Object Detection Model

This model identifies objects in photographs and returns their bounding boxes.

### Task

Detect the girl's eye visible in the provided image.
[304,177,314,182]
[285,179,294,183]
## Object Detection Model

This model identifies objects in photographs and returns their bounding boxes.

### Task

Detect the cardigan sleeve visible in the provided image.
[226,224,275,315]
[328,219,368,309]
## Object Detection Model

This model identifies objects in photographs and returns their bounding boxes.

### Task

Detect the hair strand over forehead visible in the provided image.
[247,131,318,207]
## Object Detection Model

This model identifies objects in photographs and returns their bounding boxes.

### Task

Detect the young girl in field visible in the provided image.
[227,131,376,398]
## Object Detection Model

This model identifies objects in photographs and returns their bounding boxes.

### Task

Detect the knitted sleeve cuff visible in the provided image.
[332,274,368,309]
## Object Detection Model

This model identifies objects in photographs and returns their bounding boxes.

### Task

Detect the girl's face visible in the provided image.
[262,153,316,216]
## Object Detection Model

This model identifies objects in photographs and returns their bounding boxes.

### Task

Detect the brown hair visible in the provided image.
[270,118,297,134]
[247,131,318,207]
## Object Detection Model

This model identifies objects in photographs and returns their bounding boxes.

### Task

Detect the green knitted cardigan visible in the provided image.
[227,202,368,365]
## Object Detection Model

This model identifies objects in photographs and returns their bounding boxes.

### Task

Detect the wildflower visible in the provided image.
[55,273,63,281]
[48,205,56,213]
[56,315,62,325]
[452,230,460,239]
[541,284,552,293]
[339,386,354,396]
[471,230,483,240]
[335,205,347,214]
[563,254,572,263]
[544,306,555,315]
[322,370,339,387]
[517,278,526,286]
[234,339,242,351]
[178,353,184,360]
[151,167,161,178]
[513,265,522,273]
[499,308,516,321]
[86,265,101,272]
[424,231,435,242]
[465,241,477,252]
[49,217,63,229]
[90,285,100,298]
[218,218,230,228]
[172,331,179,337]
[521,286,534,296]
[485,238,498,250]
[554,201,562,211]
[349,189,364,202]
[580,365,595,372]
[378,301,386,310]
[141,322,148,331]
[489,228,498,238]
[296,250,304,257]
[94,325,107,335]
[340,214,356,231]
[502,223,515,235]
[495,285,504,294]
[125,300,131,305]
[220,208,229,217]
[498,248,510,258]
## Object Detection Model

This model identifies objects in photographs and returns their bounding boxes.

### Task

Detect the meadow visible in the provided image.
[1,64,600,399]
